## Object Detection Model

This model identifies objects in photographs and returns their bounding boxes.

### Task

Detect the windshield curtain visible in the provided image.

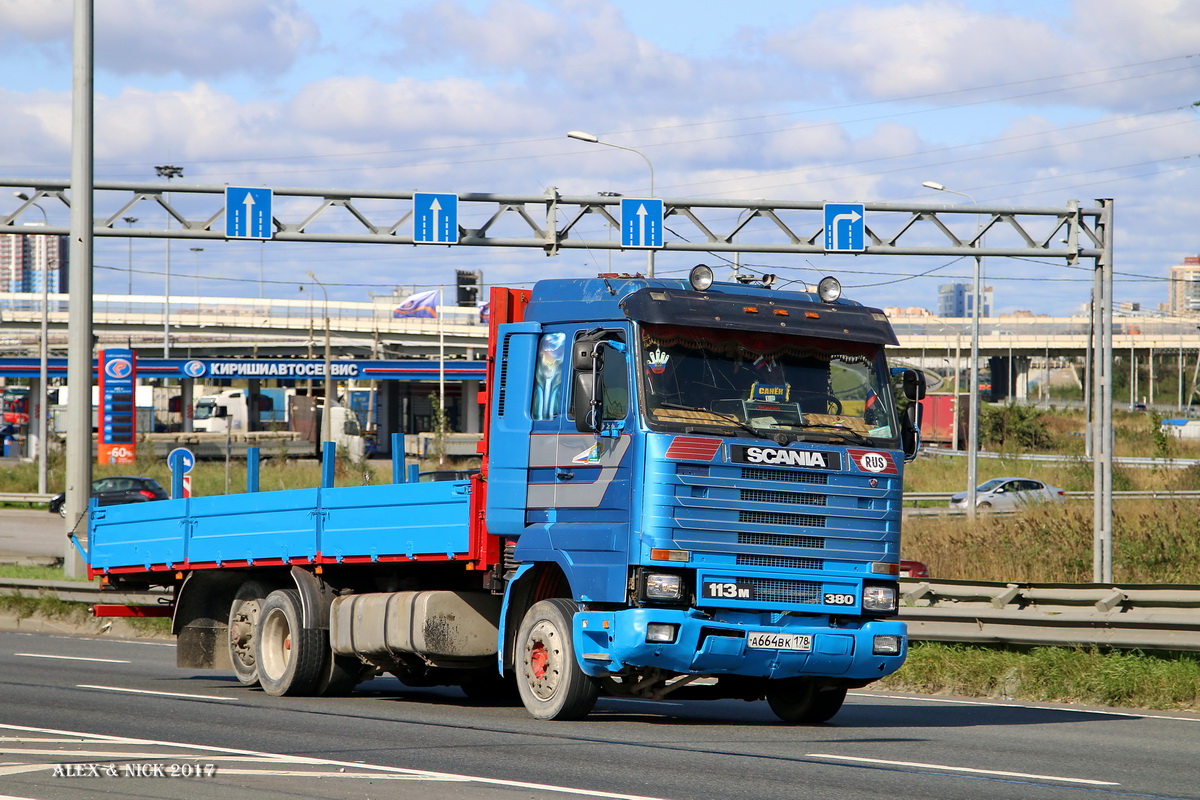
[638,323,900,445]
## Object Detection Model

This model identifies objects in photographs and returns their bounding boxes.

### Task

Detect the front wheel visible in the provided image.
[515,598,598,720]
[766,679,847,724]
[255,589,325,697]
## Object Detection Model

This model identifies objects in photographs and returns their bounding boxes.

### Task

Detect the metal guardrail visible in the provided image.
[0,578,168,606]
[899,578,1200,652]
[2,577,1195,652]
[0,493,54,505]
[903,490,1200,507]
[922,448,1200,469]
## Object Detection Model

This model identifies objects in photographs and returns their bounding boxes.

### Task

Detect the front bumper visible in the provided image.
[574,607,906,682]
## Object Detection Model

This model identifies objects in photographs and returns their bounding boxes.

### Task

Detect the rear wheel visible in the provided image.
[227,580,270,686]
[766,679,847,724]
[255,589,325,696]
[515,598,598,720]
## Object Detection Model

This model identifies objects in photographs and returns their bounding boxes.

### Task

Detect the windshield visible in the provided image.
[638,323,900,445]
[193,400,216,420]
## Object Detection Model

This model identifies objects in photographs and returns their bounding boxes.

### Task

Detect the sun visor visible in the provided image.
[619,287,899,346]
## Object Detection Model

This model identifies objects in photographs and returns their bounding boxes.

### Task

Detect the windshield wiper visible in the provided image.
[656,401,771,440]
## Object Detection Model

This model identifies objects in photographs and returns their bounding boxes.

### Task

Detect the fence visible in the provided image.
[2,577,1196,652]
[900,579,1200,652]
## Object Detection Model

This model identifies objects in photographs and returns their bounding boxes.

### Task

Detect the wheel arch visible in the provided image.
[172,568,290,669]
[500,562,572,672]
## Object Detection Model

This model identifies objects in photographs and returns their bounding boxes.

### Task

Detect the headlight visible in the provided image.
[862,584,897,612]
[644,573,684,601]
[646,623,678,644]
[873,635,903,655]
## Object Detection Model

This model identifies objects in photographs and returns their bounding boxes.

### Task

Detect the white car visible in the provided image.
[949,477,1066,512]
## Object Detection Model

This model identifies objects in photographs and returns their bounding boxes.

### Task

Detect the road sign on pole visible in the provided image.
[225,187,273,239]
[824,203,865,252]
[620,198,664,249]
[414,192,459,244]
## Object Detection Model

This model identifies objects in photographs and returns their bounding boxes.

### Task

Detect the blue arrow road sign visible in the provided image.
[414,192,459,244]
[225,187,273,239]
[167,447,195,475]
[824,203,865,252]
[620,198,664,249]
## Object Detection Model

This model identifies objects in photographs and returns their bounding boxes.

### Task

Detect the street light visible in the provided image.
[567,130,657,277]
[306,271,334,447]
[155,165,183,358]
[14,192,49,496]
[924,180,984,518]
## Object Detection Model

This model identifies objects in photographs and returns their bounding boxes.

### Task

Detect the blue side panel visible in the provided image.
[320,482,470,560]
[89,499,190,570]
[88,482,471,572]
[485,322,540,537]
[188,489,320,565]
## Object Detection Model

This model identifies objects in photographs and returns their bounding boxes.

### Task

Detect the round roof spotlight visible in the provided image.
[817,276,842,303]
[689,264,714,291]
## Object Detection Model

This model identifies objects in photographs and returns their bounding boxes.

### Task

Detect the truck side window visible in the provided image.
[532,331,567,420]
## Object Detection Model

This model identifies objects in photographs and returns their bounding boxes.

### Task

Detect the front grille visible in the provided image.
[741,510,825,528]
[740,532,825,548]
[742,468,828,485]
[745,578,822,604]
[738,554,823,570]
[741,488,826,506]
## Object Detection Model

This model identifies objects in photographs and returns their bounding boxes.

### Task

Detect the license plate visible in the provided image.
[747,631,812,651]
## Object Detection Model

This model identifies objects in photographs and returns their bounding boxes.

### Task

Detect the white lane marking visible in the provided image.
[807,754,1118,786]
[76,685,236,702]
[854,692,1200,723]
[0,723,674,800]
[16,653,130,664]
[0,793,45,800]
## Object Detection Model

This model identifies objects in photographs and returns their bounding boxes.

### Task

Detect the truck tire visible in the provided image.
[255,589,324,697]
[227,580,270,686]
[766,679,847,724]
[515,598,598,720]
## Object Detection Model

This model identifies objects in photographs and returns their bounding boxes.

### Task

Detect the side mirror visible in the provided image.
[573,369,601,433]
[902,369,927,401]
[902,398,923,461]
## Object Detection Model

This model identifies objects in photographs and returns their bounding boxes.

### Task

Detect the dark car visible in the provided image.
[48,476,169,518]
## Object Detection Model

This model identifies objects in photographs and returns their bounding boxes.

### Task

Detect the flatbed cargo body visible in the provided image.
[88,480,474,574]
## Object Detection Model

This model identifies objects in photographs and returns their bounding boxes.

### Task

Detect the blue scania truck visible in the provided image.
[85,268,924,723]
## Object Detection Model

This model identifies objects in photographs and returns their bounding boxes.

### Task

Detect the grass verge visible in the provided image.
[0,592,170,635]
[880,642,1200,711]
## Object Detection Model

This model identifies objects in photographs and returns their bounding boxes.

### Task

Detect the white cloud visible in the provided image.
[0,0,318,78]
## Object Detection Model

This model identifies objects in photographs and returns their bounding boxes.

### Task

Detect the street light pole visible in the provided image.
[123,216,137,299]
[154,165,183,358]
[15,192,49,496]
[190,247,203,300]
[924,181,984,519]
[567,130,656,277]
[306,271,333,447]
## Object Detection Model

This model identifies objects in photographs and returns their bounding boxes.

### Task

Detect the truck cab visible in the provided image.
[485,271,921,719]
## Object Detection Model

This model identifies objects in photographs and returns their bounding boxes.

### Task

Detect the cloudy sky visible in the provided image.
[1,0,1198,316]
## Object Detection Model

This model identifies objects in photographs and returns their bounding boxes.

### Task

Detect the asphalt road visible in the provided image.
[0,508,67,562]
[1,628,1198,800]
